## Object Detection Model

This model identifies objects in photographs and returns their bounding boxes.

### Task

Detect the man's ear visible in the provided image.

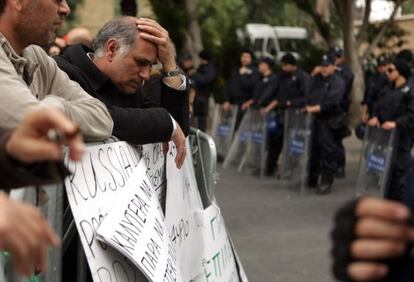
[105,39,119,62]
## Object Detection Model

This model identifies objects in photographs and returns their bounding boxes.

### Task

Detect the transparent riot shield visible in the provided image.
[355,127,397,197]
[210,105,238,159]
[223,110,252,171]
[280,109,313,194]
[244,110,267,177]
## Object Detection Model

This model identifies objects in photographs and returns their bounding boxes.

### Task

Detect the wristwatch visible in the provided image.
[160,67,183,77]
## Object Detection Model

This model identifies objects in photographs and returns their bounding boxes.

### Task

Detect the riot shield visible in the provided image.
[210,105,238,159]
[223,110,252,171]
[355,127,397,197]
[244,110,267,177]
[279,109,313,194]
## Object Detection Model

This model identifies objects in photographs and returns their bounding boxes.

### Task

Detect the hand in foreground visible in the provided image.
[342,198,414,281]
[6,109,85,163]
[0,193,60,276]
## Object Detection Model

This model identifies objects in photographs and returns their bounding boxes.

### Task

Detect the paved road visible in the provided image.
[215,136,362,282]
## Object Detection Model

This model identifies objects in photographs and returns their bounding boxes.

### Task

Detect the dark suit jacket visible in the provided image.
[55,44,190,145]
[0,129,65,189]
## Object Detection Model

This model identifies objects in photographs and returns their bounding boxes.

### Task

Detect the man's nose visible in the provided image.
[139,67,151,81]
[59,0,71,17]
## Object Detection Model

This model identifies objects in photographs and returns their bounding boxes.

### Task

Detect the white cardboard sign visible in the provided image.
[165,142,204,281]
[65,142,147,282]
[96,159,182,282]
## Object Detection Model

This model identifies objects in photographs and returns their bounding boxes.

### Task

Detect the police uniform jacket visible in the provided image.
[336,63,354,112]
[307,74,345,120]
[191,62,217,116]
[251,73,278,108]
[55,44,190,145]
[363,73,389,114]
[225,64,261,104]
[372,82,414,152]
[274,68,311,108]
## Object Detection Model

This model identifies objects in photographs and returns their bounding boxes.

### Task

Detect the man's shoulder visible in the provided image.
[24,45,51,63]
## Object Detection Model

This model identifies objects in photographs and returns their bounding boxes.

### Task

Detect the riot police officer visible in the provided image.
[224,50,261,130]
[278,53,311,109]
[241,57,279,176]
[361,55,390,123]
[241,57,278,110]
[307,55,346,195]
[329,46,354,178]
[190,50,217,132]
[261,54,311,176]
[368,59,414,201]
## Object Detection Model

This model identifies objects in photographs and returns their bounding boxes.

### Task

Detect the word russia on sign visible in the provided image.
[65,142,147,282]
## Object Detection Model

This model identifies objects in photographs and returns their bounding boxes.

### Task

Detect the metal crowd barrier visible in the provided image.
[1,128,218,282]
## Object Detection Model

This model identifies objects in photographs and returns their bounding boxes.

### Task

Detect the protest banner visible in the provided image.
[165,141,205,281]
[142,143,166,204]
[65,142,147,282]
[96,159,182,282]
[64,139,248,282]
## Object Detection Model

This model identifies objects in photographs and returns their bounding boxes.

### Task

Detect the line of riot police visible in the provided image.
[219,47,355,195]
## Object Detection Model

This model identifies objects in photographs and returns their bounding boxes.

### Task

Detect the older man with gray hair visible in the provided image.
[55,16,189,169]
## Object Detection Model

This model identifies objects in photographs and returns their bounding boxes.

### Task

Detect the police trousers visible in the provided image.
[310,120,339,184]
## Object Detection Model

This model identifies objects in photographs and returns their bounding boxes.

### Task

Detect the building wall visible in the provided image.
[75,0,155,36]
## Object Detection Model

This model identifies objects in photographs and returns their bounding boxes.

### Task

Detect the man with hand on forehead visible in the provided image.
[56,17,189,169]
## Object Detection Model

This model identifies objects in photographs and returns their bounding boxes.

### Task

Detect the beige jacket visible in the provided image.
[0,33,113,141]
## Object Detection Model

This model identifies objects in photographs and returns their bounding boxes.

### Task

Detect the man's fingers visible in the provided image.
[356,217,414,241]
[139,32,167,46]
[356,197,410,222]
[19,140,62,162]
[348,262,388,281]
[351,239,406,259]
[137,18,165,31]
[175,143,186,169]
[26,109,77,136]
[137,24,165,38]
[67,134,85,161]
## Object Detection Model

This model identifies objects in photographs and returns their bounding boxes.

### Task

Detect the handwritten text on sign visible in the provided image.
[96,160,182,282]
[65,142,147,282]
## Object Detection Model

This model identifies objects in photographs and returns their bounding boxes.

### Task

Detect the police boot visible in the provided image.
[317,177,333,195]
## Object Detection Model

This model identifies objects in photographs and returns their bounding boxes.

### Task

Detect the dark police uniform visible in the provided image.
[263,68,311,175]
[362,72,390,116]
[280,68,311,109]
[248,73,280,175]
[308,73,345,191]
[225,64,261,129]
[372,83,414,201]
[191,61,217,131]
[335,63,354,176]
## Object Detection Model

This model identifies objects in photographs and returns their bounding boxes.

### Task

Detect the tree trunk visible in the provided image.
[316,0,331,21]
[184,0,203,66]
[342,0,364,126]
[120,0,138,16]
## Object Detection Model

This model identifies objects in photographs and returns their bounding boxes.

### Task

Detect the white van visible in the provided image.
[239,23,308,61]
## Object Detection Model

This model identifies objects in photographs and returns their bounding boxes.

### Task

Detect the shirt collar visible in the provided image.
[64,44,110,91]
[0,32,39,84]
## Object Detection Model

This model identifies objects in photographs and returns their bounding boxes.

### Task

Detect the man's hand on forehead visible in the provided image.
[136,18,169,45]
[136,18,176,71]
